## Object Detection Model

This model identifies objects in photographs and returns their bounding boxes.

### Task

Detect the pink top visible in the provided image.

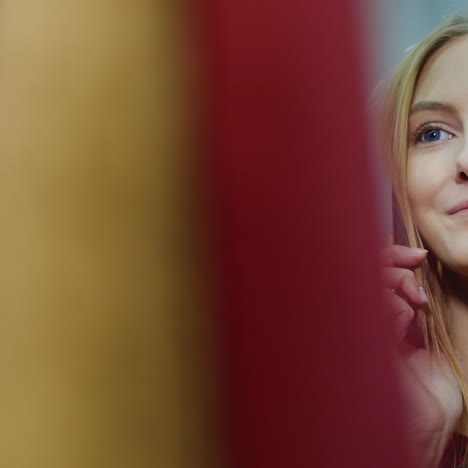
[440,433,468,467]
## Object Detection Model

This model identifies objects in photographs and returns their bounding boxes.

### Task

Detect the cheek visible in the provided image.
[405,146,468,271]
[407,156,439,209]
[407,144,456,207]
[406,154,448,239]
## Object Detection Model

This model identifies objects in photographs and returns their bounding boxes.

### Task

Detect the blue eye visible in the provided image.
[416,126,453,144]
[422,128,442,142]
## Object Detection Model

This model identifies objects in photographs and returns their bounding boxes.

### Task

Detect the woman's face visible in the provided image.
[407,35,468,275]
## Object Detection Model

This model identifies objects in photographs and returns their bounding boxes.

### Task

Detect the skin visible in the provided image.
[382,245,462,467]
[408,35,468,277]
[407,34,468,386]
[382,35,468,465]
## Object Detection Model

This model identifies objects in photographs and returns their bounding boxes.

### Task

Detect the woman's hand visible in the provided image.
[381,244,463,467]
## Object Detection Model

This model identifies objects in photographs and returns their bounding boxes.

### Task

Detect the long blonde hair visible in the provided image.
[382,14,468,436]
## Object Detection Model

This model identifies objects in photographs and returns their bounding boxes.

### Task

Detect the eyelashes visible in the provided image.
[409,122,455,145]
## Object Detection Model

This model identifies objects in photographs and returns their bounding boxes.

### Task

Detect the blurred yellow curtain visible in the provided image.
[0,2,215,467]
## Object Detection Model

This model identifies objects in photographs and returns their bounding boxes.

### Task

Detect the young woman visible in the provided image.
[381,13,468,468]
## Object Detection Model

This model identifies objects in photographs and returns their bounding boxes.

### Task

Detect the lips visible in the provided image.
[449,200,468,215]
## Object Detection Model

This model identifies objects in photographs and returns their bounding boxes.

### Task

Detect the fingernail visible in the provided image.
[410,248,428,256]
[419,286,428,302]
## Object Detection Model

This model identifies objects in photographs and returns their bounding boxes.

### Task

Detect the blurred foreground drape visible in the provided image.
[199,1,414,467]
[0,1,414,468]
[0,2,215,467]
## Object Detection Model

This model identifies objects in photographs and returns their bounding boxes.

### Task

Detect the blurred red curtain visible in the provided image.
[197,1,413,467]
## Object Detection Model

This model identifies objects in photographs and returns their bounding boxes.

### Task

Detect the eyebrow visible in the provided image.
[409,100,458,116]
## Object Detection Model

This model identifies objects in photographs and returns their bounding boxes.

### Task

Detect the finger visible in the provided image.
[380,245,428,268]
[384,290,415,341]
[383,267,428,305]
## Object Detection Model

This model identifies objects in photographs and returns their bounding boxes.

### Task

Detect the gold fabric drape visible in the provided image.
[0,2,215,467]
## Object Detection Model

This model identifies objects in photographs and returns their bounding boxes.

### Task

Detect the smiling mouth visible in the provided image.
[449,201,468,215]
[452,208,468,216]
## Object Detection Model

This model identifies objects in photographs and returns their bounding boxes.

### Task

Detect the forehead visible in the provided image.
[413,35,468,104]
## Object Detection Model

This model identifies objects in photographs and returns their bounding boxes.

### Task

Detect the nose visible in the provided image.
[456,142,468,182]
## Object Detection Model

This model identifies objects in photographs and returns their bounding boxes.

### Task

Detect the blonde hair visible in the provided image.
[382,13,468,440]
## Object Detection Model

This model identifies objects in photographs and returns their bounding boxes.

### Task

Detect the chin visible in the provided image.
[423,232,468,277]
[440,249,468,278]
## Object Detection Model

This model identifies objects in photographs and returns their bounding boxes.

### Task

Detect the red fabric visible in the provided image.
[197,1,413,467]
